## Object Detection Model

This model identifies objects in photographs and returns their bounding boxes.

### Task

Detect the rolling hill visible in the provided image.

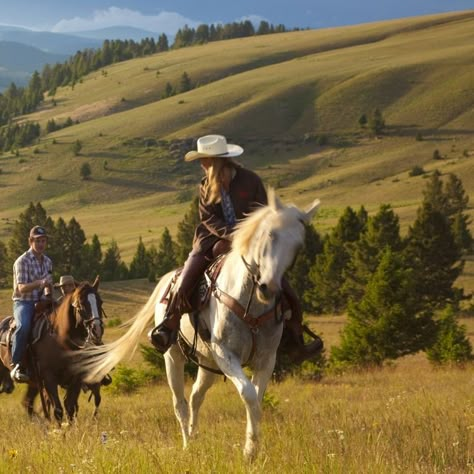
[0,10,473,260]
[0,41,67,89]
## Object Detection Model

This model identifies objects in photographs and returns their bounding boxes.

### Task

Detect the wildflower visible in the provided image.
[8,449,18,459]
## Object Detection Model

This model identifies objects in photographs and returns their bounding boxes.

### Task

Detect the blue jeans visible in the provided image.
[11,300,35,366]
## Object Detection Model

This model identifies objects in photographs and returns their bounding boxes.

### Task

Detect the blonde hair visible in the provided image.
[202,158,239,205]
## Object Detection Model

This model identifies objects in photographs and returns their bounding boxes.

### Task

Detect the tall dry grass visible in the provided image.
[0,352,472,472]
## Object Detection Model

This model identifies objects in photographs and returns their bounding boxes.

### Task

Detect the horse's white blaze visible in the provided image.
[87,293,102,338]
[77,189,320,460]
[87,294,100,320]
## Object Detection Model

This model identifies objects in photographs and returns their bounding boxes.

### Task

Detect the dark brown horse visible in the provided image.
[0,278,105,422]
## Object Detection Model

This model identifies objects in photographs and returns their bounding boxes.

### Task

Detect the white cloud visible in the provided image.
[51,7,200,34]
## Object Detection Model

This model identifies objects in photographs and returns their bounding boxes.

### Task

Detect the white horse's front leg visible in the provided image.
[189,367,218,437]
[164,345,190,449]
[212,342,261,461]
[251,351,278,403]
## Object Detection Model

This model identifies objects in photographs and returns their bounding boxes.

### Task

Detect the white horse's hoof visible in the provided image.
[243,442,258,462]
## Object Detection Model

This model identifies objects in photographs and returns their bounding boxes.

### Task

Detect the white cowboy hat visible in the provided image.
[57,275,75,287]
[185,135,244,162]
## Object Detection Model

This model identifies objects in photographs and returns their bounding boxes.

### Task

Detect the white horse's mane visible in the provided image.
[232,205,274,255]
[232,189,303,256]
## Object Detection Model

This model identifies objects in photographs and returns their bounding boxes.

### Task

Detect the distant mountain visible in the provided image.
[0,41,68,89]
[0,28,101,55]
[0,25,164,91]
[71,26,161,41]
[0,41,67,71]
[0,24,31,32]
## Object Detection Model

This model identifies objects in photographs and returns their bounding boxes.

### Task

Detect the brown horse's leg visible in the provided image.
[23,384,41,419]
[0,363,14,394]
[64,383,81,421]
[42,376,63,423]
[92,384,101,418]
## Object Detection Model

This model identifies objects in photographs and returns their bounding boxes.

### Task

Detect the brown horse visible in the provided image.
[0,278,105,422]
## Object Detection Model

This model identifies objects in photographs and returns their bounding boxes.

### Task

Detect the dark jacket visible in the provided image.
[193,166,267,254]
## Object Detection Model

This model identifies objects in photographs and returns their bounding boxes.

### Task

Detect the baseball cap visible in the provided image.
[29,226,48,239]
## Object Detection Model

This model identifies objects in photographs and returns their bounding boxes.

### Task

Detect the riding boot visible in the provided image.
[281,278,324,364]
[10,362,30,383]
[150,251,210,353]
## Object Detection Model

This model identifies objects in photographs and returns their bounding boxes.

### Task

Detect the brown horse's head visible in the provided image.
[72,277,104,345]
[56,276,104,348]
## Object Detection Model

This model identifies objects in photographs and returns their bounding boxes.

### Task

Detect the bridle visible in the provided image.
[71,289,105,347]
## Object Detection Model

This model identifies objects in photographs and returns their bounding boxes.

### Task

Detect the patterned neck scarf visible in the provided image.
[220,190,236,226]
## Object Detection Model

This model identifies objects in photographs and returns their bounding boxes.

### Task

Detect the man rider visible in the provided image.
[10,225,52,383]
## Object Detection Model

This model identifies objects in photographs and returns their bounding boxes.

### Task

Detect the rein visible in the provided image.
[195,253,283,368]
[207,255,282,331]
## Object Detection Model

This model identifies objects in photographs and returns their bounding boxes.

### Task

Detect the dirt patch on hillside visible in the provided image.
[66,98,120,122]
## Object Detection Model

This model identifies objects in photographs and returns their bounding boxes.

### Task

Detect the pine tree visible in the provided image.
[155,228,177,278]
[445,173,469,216]
[129,237,149,279]
[80,162,91,180]
[331,249,435,368]
[146,244,159,282]
[8,202,54,262]
[65,218,86,275]
[157,34,169,52]
[286,223,322,311]
[257,21,271,35]
[102,240,128,281]
[78,234,102,281]
[422,171,447,213]
[175,197,199,265]
[426,305,473,365]
[368,108,385,135]
[404,202,463,309]
[445,173,472,252]
[50,217,69,277]
[163,82,174,98]
[306,207,365,313]
[343,204,402,302]
[179,72,192,93]
[72,140,82,156]
[451,212,472,253]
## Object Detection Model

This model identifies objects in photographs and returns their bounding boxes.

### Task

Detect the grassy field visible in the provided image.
[0,280,473,472]
[0,11,473,260]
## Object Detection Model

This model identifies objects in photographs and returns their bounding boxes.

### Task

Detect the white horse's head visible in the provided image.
[233,188,320,303]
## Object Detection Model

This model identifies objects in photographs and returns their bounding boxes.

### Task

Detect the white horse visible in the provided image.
[78,190,320,459]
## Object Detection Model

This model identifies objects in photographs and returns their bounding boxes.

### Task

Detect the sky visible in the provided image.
[0,1,472,34]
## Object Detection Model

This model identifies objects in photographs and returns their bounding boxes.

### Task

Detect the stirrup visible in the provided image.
[149,324,178,354]
[287,326,324,364]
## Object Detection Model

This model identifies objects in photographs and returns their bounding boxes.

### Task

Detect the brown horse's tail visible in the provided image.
[75,272,174,383]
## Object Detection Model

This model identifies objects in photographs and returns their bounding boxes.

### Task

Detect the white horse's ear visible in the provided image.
[267,187,283,211]
[301,198,321,223]
[92,275,100,290]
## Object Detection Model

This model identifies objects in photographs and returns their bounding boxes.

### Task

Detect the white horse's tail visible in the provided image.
[76,273,172,383]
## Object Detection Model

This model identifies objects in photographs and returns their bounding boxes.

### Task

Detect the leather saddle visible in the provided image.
[160,255,228,342]
[0,303,51,363]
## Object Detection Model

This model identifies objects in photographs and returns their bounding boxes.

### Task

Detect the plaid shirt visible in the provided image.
[12,249,53,302]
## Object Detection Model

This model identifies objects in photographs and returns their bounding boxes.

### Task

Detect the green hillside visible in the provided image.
[1,10,473,260]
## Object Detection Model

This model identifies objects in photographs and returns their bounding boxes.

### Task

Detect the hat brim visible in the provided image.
[185,144,244,162]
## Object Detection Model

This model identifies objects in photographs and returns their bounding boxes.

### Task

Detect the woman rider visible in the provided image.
[151,135,323,362]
